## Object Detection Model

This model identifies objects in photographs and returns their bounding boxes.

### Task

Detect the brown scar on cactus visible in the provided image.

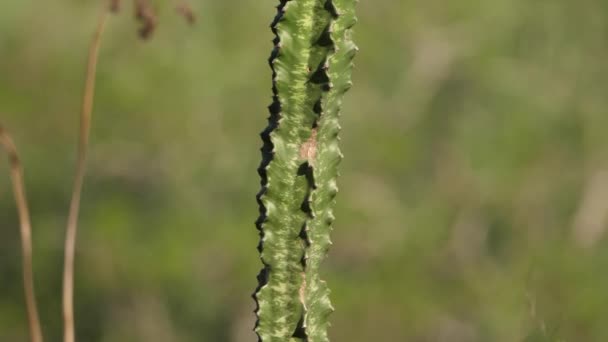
[299,272,308,310]
[300,128,318,165]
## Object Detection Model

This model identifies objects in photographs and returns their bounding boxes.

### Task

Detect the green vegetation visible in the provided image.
[2,0,608,341]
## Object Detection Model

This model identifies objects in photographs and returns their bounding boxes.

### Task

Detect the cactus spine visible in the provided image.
[255,0,357,340]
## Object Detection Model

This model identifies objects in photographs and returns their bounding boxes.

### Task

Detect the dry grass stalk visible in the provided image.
[62,0,195,339]
[62,11,109,342]
[0,125,44,342]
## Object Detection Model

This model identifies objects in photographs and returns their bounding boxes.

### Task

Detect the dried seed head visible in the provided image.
[109,0,121,13]
[175,2,196,25]
[109,0,195,40]
[134,0,157,39]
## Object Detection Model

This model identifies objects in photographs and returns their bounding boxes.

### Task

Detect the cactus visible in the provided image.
[254,0,357,341]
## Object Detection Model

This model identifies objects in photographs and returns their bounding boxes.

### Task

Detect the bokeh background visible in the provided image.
[2,0,608,341]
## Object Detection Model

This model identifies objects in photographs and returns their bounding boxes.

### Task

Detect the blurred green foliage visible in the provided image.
[2,0,608,341]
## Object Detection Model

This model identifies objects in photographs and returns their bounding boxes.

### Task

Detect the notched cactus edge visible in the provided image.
[254,0,357,341]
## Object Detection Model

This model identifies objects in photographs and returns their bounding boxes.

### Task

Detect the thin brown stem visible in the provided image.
[0,125,44,342]
[62,11,109,342]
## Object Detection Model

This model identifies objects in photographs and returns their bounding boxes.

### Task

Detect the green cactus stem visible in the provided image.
[254,0,357,341]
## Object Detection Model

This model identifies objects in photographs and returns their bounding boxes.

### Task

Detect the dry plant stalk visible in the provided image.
[61,1,196,340]
[61,11,109,342]
[0,125,44,342]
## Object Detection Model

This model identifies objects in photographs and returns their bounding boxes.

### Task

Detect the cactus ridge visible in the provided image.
[255,1,357,341]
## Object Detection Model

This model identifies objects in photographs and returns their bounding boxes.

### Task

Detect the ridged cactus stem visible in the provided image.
[255,0,357,341]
